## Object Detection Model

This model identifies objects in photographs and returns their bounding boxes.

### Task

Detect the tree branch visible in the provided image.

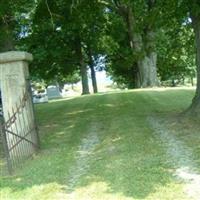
[45,0,54,30]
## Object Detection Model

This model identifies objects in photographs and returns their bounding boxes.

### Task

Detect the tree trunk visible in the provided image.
[71,84,74,90]
[76,38,90,95]
[191,76,194,86]
[90,64,98,93]
[171,78,176,87]
[0,19,15,52]
[137,52,158,87]
[187,13,200,116]
[138,26,159,87]
[80,62,90,95]
[121,5,158,88]
[88,49,98,93]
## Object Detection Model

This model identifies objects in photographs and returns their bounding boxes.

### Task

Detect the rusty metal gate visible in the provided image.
[1,89,39,174]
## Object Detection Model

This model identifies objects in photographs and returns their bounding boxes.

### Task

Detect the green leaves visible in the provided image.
[1,0,198,89]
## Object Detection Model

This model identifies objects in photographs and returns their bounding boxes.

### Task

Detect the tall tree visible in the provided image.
[157,22,196,86]
[87,46,98,93]
[165,0,200,115]
[75,36,90,94]
[105,0,159,88]
[0,1,16,51]
[187,0,200,115]
[23,0,107,95]
[0,0,35,52]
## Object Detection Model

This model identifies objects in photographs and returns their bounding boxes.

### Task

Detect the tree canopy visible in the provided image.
[0,0,200,115]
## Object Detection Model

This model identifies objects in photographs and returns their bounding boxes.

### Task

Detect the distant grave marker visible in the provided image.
[47,85,62,99]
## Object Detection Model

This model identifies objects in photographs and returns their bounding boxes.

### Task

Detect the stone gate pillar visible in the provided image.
[0,51,39,166]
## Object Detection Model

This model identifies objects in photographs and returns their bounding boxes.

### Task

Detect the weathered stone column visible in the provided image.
[0,51,39,163]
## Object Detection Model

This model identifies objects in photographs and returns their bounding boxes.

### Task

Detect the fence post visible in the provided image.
[0,51,39,171]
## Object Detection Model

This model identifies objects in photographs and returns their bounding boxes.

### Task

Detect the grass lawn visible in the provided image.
[1,88,200,200]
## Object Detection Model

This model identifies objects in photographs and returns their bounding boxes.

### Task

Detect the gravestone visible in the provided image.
[33,93,48,104]
[47,85,62,99]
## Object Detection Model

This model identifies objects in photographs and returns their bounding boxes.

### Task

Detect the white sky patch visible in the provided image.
[88,70,112,85]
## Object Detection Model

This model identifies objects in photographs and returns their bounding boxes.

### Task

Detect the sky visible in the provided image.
[88,70,112,85]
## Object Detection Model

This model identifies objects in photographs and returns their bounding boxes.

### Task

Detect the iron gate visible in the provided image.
[1,89,39,174]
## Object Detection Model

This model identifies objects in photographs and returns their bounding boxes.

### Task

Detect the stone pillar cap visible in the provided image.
[0,51,33,64]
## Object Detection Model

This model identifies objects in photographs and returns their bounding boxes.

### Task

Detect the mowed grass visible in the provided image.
[1,88,200,200]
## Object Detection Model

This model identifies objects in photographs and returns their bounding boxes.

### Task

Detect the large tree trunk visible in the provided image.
[76,38,90,95]
[120,4,158,88]
[137,29,159,87]
[88,49,98,93]
[137,52,158,87]
[80,64,90,95]
[0,17,15,52]
[187,13,200,116]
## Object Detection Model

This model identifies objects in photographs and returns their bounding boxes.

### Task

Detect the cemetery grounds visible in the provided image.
[0,88,200,200]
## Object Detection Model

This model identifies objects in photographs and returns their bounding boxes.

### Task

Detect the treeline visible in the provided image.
[0,0,200,115]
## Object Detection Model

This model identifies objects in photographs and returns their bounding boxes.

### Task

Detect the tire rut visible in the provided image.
[148,116,200,200]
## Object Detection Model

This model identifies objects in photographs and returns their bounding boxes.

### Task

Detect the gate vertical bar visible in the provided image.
[27,79,40,149]
[1,120,12,174]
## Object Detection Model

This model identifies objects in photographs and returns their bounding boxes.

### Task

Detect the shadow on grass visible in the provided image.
[0,90,197,199]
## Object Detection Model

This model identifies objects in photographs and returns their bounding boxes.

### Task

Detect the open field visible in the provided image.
[1,88,200,200]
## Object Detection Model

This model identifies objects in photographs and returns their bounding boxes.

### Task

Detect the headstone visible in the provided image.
[47,85,62,99]
[33,88,49,104]
[33,94,48,104]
